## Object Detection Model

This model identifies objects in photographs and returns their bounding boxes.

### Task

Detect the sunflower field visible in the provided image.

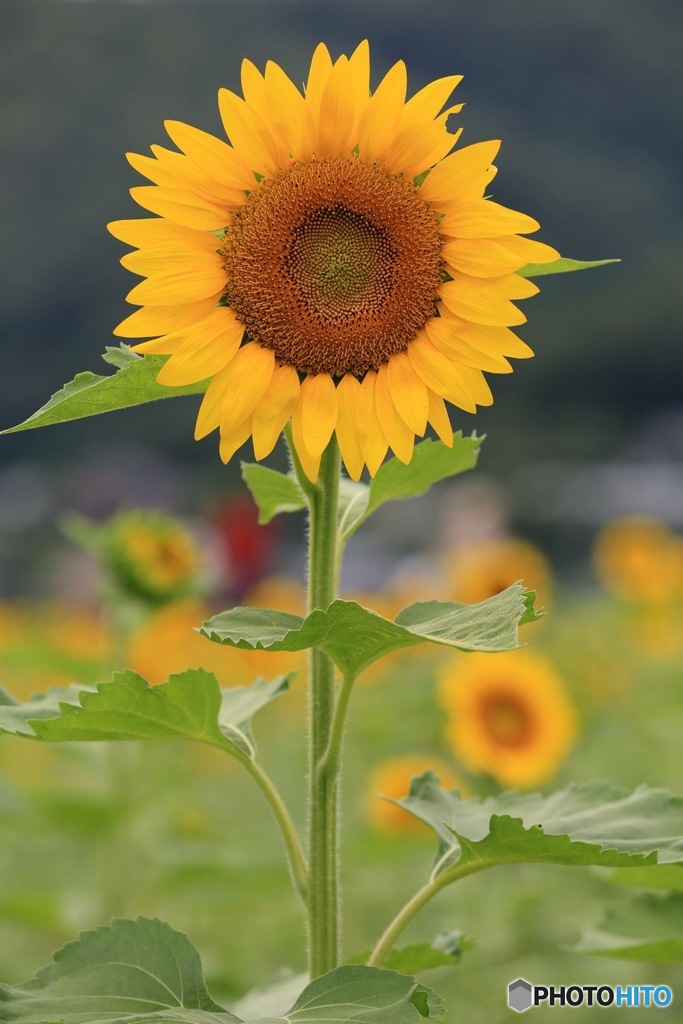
[1,8,682,1024]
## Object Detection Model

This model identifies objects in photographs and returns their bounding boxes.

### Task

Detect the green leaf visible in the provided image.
[340,433,483,538]
[241,464,306,524]
[1,670,290,761]
[200,583,537,678]
[0,684,89,738]
[0,929,444,1023]
[518,257,620,278]
[572,893,683,963]
[2,348,207,435]
[254,966,444,1023]
[0,916,232,1022]
[348,932,472,973]
[101,342,142,369]
[396,775,683,878]
[240,433,481,535]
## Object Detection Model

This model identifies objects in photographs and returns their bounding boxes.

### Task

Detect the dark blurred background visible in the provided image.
[1,0,682,593]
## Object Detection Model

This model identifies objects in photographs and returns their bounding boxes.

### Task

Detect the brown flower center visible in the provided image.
[480,690,535,749]
[220,158,444,377]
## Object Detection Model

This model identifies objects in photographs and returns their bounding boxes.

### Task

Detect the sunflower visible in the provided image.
[109,42,559,481]
[128,598,233,685]
[367,755,460,835]
[106,510,200,605]
[439,651,576,789]
[446,536,552,607]
[593,517,682,604]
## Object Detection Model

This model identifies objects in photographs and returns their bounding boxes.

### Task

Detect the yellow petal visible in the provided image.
[299,373,339,460]
[131,333,187,355]
[385,121,463,180]
[496,274,540,299]
[375,363,414,464]
[164,120,251,193]
[217,342,276,439]
[316,56,355,157]
[195,363,232,439]
[441,200,540,239]
[502,236,560,265]
[130,186,230,231]
[401,75,462,127]
[120,242,221,277]
[443,237,533,278]
[357,60,407,163]
[355,371,389,476]
[440,314,535,360]
[425,317,513,373]
[251,364,301,460]
[115,298,219,339]
[108,218,216,251]
[218,88,279,177]
[457,364,494,406]
[264,60,315,162]
[305,43,334,122]
[335,374,364,482]
[439,278,527,327]
[415,113,464,172]
[291,400,322,483]
[386,351,429,434]
[126,267,226,306]
[219,416,253,464]
[155,308,244,386]
[426,389,454,446]
[240,59,268,118]
[407,334,478,413]
[348,40,371,120]
[126,151,185,189]
[150,145,242,205]
[419,141,501,205]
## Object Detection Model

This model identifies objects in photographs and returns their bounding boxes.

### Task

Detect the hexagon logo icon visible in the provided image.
[508,978,533,1013]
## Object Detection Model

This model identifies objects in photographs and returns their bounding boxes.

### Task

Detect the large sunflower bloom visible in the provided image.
[109,42,559,481]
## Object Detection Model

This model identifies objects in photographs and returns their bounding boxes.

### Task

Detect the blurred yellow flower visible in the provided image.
[41,603,109,664]
[128,584,304,689]
[439,651,577,789]
[0,601,108,699]
[446,537,552,608]
[631,605,682,660]
[128,599,234,685]
[108,510,200,605]
[594,517,681,604]
[367,755,460,835]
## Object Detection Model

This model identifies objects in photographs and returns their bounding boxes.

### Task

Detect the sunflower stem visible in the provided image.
[240,755,309,904]
[367,862,489,967]
[303,437,342,977]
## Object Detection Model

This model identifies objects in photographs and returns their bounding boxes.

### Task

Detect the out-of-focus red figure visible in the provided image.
[210,495,281,600]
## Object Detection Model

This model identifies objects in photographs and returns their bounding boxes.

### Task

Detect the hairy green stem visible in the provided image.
[367,863,489,967]
[307,440,342,977]
[241,756,309,903]
[319,672,357,782]
[290,436,342,978]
